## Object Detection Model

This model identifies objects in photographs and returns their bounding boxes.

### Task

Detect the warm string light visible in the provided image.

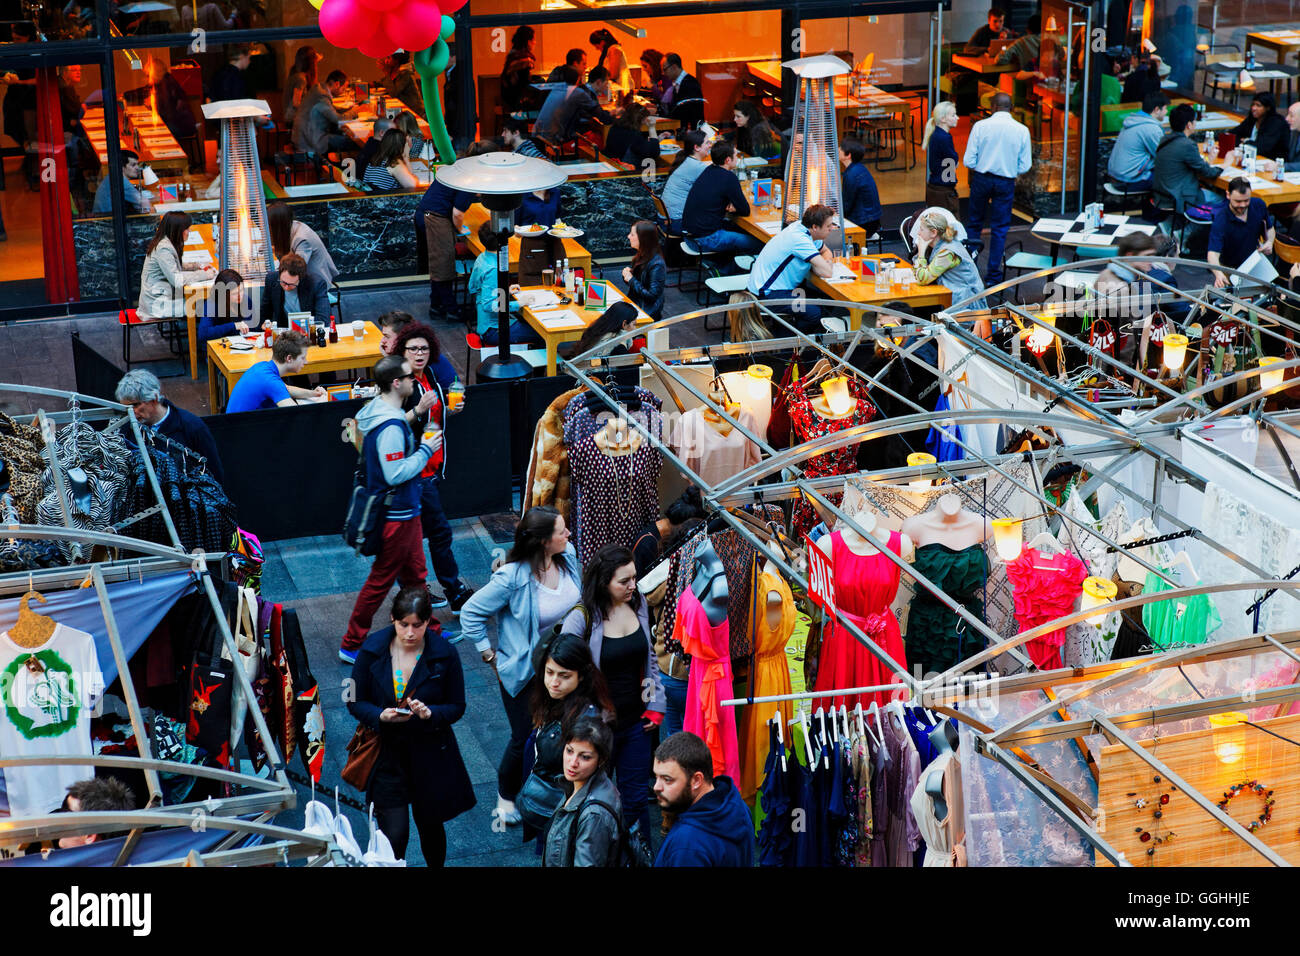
[745,363,772,400]
[1162,333,1189,372]
[1258,356,1285,390]
[821,375,853,415]
[1080,575,1118,610]
[991,517,1023,561]
[1208,712,1247,765]
[907,452,936,490]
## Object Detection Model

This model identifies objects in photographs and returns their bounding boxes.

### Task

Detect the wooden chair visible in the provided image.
[1273,234,1300,269]
[1202,48,1243,101]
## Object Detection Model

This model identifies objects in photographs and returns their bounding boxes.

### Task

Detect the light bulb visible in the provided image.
[991,517,1023,562]
[907,451,936,490]
[745,363,772,400]
[1258,356,1285,390]
[1162,333,1189,372]
[1208,712,1247,765]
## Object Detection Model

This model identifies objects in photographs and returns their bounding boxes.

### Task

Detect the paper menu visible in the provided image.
[182,249,214,267]
[184,231,204,246]
[531,308,586,331]
[755,220,783,235]
[1114,223,1155,236]
[1034,218,1076,233]
[515,290,561,309]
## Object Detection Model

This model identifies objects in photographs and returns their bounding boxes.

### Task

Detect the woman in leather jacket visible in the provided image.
[542,716,623,867]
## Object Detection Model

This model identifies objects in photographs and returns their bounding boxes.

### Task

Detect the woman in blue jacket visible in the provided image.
[196,268,252,343]
[460,506,582,826]
[839,137,882,238]
[347,586,475,865]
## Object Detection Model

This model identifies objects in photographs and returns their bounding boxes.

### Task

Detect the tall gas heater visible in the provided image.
[782,54,850,254]
[202,99,273,279]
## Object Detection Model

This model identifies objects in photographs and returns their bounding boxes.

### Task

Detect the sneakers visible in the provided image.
[429,592,449,609]
[338,647,359,665]
[448,586,476,615]
[494,795,522,826]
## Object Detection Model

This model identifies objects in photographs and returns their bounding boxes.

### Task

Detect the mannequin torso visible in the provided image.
[691,539,729,625]
[817,507,916,563]
[901,493,989,550]
[593,416,642,457]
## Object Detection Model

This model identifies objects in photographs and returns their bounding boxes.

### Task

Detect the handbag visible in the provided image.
[341,723,382,791]
[517,770,566,830]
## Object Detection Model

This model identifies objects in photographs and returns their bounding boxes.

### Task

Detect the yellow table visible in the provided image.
[1246,30,1300,64]
[463,204,592,274]
[82,106,188,174]
[734,187,870,248]
[951,52,1017,74]
[206,322,384,412]
[808,254,952,327]
[513,284,653,376]
[1205,161,1300,206]
[181,223,221,381]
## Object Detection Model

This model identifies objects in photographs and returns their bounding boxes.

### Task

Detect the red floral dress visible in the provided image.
[787,377,876,535]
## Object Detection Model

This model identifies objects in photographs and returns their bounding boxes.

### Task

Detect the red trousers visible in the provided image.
[343,516,427,649]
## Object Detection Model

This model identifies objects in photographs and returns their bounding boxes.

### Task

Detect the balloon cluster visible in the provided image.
[312,0,466,59]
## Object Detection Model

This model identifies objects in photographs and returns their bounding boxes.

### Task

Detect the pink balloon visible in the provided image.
[355,0,403,14]
[318,0,360,45]
[440,0,467,14]
[358,34,397,58]
[381,0,441,52]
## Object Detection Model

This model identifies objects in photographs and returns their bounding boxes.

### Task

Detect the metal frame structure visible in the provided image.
[0,385,330,866]
[559,261,1300,866]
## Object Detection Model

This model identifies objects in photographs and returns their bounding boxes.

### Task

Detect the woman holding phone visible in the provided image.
[347,586,475,865]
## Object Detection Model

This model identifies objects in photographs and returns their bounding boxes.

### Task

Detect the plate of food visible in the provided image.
[659,141,681,155]
[515,223,548,236]
[548,219,584,238]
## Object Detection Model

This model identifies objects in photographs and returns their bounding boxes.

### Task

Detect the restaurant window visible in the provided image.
[104,0,316,41]
[0,5,96,44]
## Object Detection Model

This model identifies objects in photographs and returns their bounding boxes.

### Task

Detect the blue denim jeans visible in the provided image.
[692,227,764,258]
[612,721,653,837]
[418,477,464,596]
[966,169,1017,286]
[660,673,689,740]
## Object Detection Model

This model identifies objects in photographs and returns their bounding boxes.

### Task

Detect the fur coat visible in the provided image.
[524,386,585,525]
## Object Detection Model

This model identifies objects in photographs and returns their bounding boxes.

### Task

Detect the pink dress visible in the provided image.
[1005,548,1088,670]
[676,586,741,782]
[814,530,907,710]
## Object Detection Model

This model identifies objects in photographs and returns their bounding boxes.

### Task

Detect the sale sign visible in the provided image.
[803,534,836,614]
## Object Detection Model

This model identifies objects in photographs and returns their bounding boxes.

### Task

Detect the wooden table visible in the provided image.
[82,106,188,174]
[1205,159,1300,205]
[734,187,870,248]
[809,254,952,326]
[1246,29,1300,64]
[463,204,592,274]
[336,85,432,146]
[181,222,220,381]
[951,53,1017,74]
[207,322,384,412]
[745,60,907,118]
[513,284,653,376]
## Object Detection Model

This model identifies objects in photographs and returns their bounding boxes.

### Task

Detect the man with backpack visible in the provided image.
[339,355,438,665]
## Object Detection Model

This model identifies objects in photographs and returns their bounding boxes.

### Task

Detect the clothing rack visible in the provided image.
[1247,559,1300,619]
[1103,529,1196,553]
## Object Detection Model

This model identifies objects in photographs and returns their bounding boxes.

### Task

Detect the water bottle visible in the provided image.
[874,265,890,295]
[1277,158,1286,182]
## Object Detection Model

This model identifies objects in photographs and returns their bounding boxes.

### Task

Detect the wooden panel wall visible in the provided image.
[1097,714,1300,867]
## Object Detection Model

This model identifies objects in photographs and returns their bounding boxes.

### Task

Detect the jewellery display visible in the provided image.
[1217,780,1275,834]
[1129,773,1178,863]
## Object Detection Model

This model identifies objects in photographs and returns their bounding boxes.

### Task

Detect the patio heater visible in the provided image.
[436,152,566,380]
[201,99,273,282]
[782,53,849,255]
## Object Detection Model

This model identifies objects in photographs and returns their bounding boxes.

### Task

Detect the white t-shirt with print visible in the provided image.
[0,624,103,817]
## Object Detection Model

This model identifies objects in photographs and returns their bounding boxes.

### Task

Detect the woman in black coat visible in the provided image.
[1230,92,1290,160]
[347,586,475,865]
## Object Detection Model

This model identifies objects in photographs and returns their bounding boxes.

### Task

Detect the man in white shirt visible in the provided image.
[963,92,1032,286]
[746,204,836,332]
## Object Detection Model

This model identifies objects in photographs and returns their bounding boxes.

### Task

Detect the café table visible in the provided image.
[733,185,870,248]
[1205,60,1299,100]
[207,321,384,412]
[807,254,952,327]
[82,105,188,174]
[180,222,221,381]
[1205,160,1300,205]
[511,283,656,376]
[1030,213,1157,264]
[1246,29,1300,65]
[950,52,1017,74]
[463,203,592,274]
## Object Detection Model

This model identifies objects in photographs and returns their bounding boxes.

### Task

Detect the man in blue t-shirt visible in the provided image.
[746,204,837,332]
[224,331,327,413]
[1208,178,1275,288]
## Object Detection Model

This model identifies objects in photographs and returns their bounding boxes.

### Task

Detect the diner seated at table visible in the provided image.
[660,130,710,232]
[964,6,1013,55]
[1254,102,1300,174]
[1226,93,1289,161]
[544,65,614,145]
[535,66,580,141]
[839,137,881,238]
[639,49,666,100]
[730,100,781,160]
[514,185,561,227]
[996,13,1043,106]
[362,128,419,192]
[622,220,667,320]
[682,141,763,260]
[468,224,542,347]
[224,331,327,413]
[574,300,639,357]
[1151,103,1222,215]
[548,48,588,85]
[604,102,661,166]
[93,150,150,215]
[1107,91,1169,189]
[292,70,360,158]
[268,201,339,287]
[912,209,988,312]
[1121,51,1164,103]
[395,110,426,161]
[660,53,704,130]
[357,115,393,179]
[502,116,547,158]
[137,211,214,321]
[197,268,253,343]
[375,52,425,116]
[745,204,836,331]
[261,253,330,328]
[284,46,321,127]
[1208,178,1274,287]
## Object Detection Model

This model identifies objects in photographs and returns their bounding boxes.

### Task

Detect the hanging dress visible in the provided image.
[756,721,800,866]
[905,543,989,677]
[787,378,876,535]
[676,586,741,782]
[1142,570,1222,650]
[814,531,907,710]
[1005,547,1088,671]
[738,571,796,803]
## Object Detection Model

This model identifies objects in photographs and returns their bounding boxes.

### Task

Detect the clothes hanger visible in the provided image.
[10,587,56,648]
[854,702,867,741]
[1168,549,1198,582]
[795,711,815,767]
[771,714,787,772]
[828,703,839,743]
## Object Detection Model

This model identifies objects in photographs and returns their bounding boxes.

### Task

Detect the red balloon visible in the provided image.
[382,0,441,52]
[318,0,361,46]
[355,0,404,11]
[440,0,467,14]
[358,33,397,58]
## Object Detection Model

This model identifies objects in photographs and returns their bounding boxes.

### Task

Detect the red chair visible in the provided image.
[464,331,483,385]
[120,301,183,367]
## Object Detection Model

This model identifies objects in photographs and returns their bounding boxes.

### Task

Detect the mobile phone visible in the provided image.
[394,707,412,715]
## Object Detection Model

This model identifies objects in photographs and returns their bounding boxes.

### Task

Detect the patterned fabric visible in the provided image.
[524,386,586,526]
[565,390,663,565]
[660,526,706,659]
[0,412,47,523]
[787,378,876,535]
[37,417,131,562]
[711,528,758,657]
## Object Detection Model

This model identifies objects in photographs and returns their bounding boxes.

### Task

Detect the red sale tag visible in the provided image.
[384,451,403,462]
[803,533,836,614]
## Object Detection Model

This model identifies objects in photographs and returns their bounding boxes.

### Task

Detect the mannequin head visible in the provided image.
[938,493,962,516]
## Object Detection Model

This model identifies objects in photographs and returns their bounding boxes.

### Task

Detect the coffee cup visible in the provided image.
[351,320,365,341]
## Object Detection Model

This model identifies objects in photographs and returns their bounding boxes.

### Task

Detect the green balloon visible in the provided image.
[413,26,456,167]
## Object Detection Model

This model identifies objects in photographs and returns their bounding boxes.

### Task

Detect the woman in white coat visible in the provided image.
[136,211,214,320]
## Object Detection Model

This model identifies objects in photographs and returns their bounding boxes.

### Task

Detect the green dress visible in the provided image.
[905,543,989,677]
[1141,571,1222,650]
